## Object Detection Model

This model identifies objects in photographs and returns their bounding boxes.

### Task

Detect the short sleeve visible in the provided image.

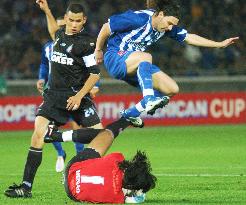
[166,26,188,42]
[109,10,149,33]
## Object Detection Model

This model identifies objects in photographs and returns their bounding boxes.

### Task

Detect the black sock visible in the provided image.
[53,131,63,142]
[22,147,42,190]
[105,117,130,138]
[72,128,102,143]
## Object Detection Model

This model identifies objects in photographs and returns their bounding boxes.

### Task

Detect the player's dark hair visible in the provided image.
[56,16,64,21]
[119,151,157,193]
[66,3,86,15]
[153,0,180,17]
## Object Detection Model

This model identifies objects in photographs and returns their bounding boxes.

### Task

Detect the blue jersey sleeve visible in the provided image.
[94,80,100,88]
[109,10,149,33]
[166,26,188,42]
[38,45,49,82]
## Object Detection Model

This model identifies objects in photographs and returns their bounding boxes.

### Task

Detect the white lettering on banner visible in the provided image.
[210,98,246,118]
[143,100,208,118]
[0,104,36,123]
[96,100,208,119]
[81,175,104,185]
[97,102,124,119]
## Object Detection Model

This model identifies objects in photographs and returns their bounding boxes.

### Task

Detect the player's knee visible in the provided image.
[144,53,152,63]
[32,128,46,142]
[170,84,179,96]
[139,53,152,63]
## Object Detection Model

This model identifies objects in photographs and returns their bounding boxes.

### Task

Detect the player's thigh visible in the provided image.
[72,100,101,128]
[69,120,81,130]
[31,116,50,148]
[152,71,179,96]
[89,123,103,129]
[125,51,152,75]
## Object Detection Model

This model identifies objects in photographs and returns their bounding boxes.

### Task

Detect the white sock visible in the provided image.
[143,89,154,97]
[136,102,145,112]
[62,130,73,142]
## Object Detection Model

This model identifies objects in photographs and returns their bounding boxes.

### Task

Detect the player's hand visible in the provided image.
[36,79,45,94]
[36,0,49,13]
[66,95,82,111]
[90,87,99,98]
[220,37,239,48]
[94,50,103,64]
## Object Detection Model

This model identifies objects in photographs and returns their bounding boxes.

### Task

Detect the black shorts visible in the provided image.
[37,89,101,127]
[64,148,101,201]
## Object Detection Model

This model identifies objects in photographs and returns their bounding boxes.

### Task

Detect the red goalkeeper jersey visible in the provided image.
[67,152,125,204]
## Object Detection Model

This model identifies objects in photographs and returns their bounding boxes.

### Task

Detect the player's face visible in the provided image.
[155,12,179,32]
[65,11,87,34]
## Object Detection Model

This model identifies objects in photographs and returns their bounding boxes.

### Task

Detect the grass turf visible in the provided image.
[0,125,246,204]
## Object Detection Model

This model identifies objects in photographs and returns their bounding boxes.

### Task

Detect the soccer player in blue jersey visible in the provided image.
[36,17,100,172]
[95,0,239,119]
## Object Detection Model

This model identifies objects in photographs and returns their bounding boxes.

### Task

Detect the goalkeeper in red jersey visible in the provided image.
[43,117,156,203]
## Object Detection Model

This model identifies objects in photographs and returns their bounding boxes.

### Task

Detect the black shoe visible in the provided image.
[4,183,32,198]
[44,124,62,143]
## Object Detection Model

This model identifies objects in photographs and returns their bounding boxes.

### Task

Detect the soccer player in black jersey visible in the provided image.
[4,0,106,198]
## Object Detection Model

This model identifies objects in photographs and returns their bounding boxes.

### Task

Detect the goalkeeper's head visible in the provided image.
[119,151,157,194]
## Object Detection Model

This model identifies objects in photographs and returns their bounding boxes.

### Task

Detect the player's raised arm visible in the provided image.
[185,34,239,48]
[36,0,59,40]
[95,23,111,64]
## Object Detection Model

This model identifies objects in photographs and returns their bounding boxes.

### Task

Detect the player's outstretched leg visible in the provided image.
[44,117,144,144]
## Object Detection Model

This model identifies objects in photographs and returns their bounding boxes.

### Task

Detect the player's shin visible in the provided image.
[22,147,43,190]
[137,62,154,97]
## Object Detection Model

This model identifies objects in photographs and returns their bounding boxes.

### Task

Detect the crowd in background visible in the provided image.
[0,0,245,80]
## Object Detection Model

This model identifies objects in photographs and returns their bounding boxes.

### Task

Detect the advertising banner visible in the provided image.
[0,92,245,130]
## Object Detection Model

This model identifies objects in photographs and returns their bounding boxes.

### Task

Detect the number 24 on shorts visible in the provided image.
[84,107,95,117]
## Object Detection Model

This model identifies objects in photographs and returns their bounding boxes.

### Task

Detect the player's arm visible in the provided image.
[37,45,49,94]
[66,72,100,111]
[95,23,111,64]
[75,73,100,100]
[90,81,100,98]
[36,0,59,40]
[185,34,239,48]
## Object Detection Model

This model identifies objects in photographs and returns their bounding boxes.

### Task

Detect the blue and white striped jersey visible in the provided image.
[107,9,188,52]
[38,41,53,83]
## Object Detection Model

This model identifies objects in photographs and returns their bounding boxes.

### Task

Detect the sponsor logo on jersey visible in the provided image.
[66,44,73,53]
[51,51,74,65]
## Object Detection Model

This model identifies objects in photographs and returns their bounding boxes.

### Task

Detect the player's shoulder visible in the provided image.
[77,30,96,46]
[55,27,65,38]
[126,9,153,25]
[77,29,95,39]
[105,152,125,161]
[43,40,53,49]
[133,9,153,20]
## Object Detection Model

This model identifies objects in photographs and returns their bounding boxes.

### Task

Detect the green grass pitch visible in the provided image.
[0,125,246,205]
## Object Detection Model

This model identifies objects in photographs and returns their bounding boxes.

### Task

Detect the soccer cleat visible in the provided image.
[4,183,32,198]
[44,124,62,143]
[145,96,170,115]
[56,152,66,173]
[120,110,144,128]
